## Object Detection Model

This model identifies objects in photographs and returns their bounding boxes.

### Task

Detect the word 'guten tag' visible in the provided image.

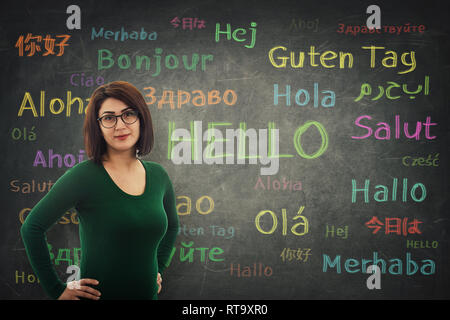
[268,45,416,74]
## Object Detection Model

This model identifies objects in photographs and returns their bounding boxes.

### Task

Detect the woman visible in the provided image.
[20,81,179,300]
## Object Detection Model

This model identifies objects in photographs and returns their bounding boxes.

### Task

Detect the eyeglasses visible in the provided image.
[97,110,139,128]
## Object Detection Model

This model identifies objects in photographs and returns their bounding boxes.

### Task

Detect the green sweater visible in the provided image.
[20,159,179,300]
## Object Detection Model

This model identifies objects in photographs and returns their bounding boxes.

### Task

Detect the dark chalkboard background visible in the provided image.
[1,0,449,299]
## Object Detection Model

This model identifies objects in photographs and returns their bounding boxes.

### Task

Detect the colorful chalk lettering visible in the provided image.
[215,22,257,48]
[91,26,157,41]
[33,149,86,168]
[351,178,427,203]
[15,34,70,57]
[97,48,213,75]
[322,252,435,275]
[352,115,437,140]
[170,17,206,30]
[17,91,89,117]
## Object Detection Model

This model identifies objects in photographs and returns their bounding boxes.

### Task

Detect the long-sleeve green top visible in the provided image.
[20,159,179,300]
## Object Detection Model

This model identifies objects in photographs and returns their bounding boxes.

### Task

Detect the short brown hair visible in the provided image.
[83,81,154,166]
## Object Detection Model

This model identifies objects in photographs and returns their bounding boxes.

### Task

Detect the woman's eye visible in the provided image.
[124,111,136,118]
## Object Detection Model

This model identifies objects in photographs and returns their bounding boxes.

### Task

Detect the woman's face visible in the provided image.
[98,97,140,157]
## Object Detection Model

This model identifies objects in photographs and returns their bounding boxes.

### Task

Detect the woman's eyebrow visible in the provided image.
[101,107,132,115]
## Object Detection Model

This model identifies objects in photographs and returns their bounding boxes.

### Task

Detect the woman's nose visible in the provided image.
[115,116,128,128]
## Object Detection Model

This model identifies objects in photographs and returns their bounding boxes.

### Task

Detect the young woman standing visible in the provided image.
[21,81,179,300]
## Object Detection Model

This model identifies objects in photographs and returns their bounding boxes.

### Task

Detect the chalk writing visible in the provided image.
[33,149,86,168]
[269,45,416,74]
[255,206,308,236]
[70,73,105,87]
[351,178,427,203]
[362,46,416,74]
[47,244,81,267]
[91,26,157,41]
[178,241,224,263]
[402,154,439,167]
[176,195,214,216]
[11,126,36,141]
[15,34,70,57]
[98,48,213,76]
[406,240,438,249]
[355,76,429,101]
[11,179,55,194]
[325,225,348,239]
[143,86,237,109]
[280,248,311,262]
[352,115,437,140]
[322,252,435,275]
[289,18,319,32]
[15,270,40,284]
[337,23,426,35]
[178,225,235,239]
[215,22,257,49]
[269,45,353,69]
[230,263,272,277]
[274,84,335,108]
[17,91,89,117]
[170,17,206,30]
[365,216,422,236]
[253,176,302,192]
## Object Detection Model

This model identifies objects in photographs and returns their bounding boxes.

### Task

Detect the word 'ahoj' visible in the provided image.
[168,121,279,175]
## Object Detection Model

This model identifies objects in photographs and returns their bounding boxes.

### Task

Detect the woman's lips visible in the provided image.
[115,134,130,140]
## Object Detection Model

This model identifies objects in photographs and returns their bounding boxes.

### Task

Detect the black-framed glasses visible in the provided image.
[97,110,139,128]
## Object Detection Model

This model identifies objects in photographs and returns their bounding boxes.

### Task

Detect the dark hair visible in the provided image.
[83,81,154,166]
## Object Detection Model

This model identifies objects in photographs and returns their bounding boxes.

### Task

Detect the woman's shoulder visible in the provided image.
[66,159,101,173]
[60,159,103,182]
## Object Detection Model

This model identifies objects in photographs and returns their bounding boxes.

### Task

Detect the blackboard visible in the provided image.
[1,0,449,300]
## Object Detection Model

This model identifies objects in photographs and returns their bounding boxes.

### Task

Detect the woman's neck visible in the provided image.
[102,151,139,171]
